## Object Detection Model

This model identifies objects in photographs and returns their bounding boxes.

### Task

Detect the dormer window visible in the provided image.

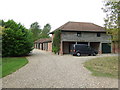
[97,33,101,37]
[77,32,81,37]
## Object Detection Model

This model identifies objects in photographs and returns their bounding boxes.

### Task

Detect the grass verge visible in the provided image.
[1,57,28,77]
[84,56,118,78]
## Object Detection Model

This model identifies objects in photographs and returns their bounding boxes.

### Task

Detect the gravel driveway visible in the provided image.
[2,49,118,88]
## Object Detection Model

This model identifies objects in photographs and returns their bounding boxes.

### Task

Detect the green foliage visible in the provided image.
[30,22,51,41]
[0,20,3,56]
[30,22,41,41]
[0,26,4,56]
[52,30,61,54]
[40,24,51,38]
[0,20,4,27]
[2,20,34,57]
[102,1,120,41]
[52,47,60,54]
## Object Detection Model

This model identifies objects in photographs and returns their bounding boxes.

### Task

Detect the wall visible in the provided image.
[48,42,52,51]
[52,34,54,43]
[112,42,120,53]
[61,31,111,43]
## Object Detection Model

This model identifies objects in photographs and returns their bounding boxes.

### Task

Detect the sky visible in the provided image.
[0,0,106,31]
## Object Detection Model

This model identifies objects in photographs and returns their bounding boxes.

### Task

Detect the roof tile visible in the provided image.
[50,21,106,33]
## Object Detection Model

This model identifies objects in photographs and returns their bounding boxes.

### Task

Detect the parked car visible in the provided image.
[70,44,98,56]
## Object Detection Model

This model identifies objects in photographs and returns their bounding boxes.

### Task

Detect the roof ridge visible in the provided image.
[91,23,104,28]
[68,21,93,24]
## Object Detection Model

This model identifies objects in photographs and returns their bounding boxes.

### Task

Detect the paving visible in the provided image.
[2,49,118,88]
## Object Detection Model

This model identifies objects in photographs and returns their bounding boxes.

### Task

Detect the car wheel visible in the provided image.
[88,54,91,56]
[93,53,96,56]
[77,52,81,56]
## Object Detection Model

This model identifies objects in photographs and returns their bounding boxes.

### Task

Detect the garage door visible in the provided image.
[102,43,111,53]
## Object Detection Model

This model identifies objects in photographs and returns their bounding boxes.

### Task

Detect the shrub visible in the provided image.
[2,20,34,57]
[52,46,59,54]
[52,30,61,54]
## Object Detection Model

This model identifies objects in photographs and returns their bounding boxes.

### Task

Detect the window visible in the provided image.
[77,32,81,37]
[97,33,101,37]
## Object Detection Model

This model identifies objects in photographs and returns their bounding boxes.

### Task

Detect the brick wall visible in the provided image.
[48,42,52,51]
[112,42,120,53]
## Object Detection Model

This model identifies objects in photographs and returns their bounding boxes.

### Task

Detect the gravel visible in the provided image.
[2,49,118,88]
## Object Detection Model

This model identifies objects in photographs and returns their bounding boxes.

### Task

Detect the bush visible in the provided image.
[2,20,34,57]
[52,46,59,54]
[52,30,61,54]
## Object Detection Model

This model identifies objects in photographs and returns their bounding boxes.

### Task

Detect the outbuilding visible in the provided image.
[50,21,112,54]
[34,38,52,51]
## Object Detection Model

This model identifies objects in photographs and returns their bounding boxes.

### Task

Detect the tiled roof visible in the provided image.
[50,21,106,33]
[35,38,52,43]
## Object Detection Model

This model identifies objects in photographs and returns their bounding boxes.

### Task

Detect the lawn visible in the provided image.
[84,56,118,78]
[1,57,28,77]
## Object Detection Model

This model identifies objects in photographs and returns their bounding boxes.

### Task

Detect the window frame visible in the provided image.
[77,32,81,37]
[97,32,101,37]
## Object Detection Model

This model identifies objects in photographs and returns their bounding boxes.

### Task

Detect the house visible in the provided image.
[35,21,112,55]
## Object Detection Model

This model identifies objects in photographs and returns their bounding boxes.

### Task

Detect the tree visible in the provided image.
[0,20,4,27]
[102,1,120,41]
[52,30,61,54]
[0,21,4,56]
[2,20,33,57]
[0,20,4,56]
[40,24,51,38]
[30,22,41,41]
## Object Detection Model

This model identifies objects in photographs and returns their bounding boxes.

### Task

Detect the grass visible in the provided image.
[1,57,28,77]
[84,56,118,78]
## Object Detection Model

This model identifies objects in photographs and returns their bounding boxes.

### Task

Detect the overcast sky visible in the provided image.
[1,0,106,31]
